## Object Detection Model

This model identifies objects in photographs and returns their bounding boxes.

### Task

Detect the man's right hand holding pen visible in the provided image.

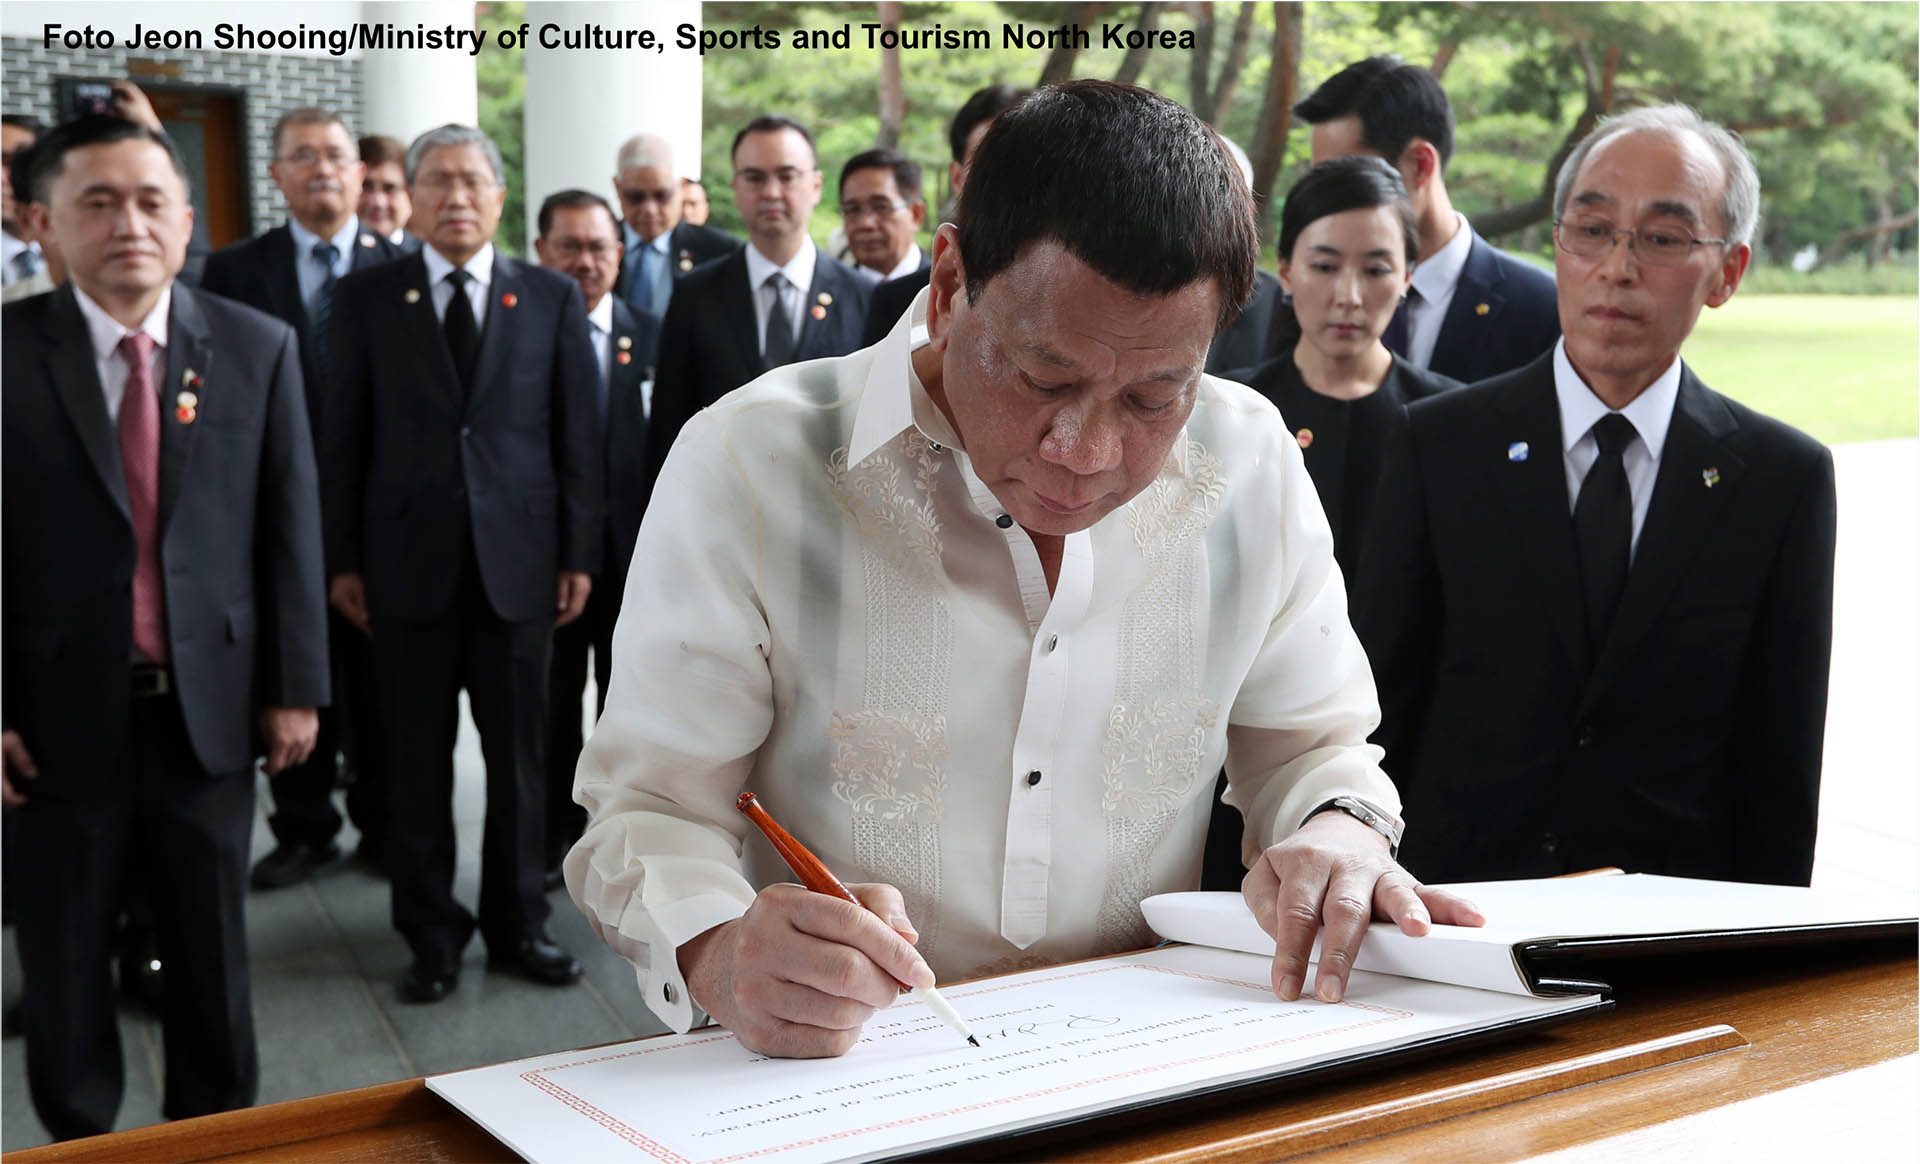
[677,883,935,1058]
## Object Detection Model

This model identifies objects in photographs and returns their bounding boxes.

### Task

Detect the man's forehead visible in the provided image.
[619,164,673,190]
[550,204,617,238]
[416,144,489,174]
[735,129,813,168]
[282,121,352,148]
[1572,130,1722,215]
[60,140,182,189]
[844,168,902,195]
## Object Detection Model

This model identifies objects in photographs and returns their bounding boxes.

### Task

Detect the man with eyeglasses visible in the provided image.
[1353,105,1836,888]
[323,124,603,1003]
[532,188,660,888]
[644,115,871,504]
[202,107,404,892]
[609,133,737,321]
[1296,56,1559,384]
[838,149,928,286]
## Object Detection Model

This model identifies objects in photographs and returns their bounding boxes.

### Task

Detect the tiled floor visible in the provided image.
[2,439,1915,1151]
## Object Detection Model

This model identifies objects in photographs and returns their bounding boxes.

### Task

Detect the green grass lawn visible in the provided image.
[1684,294,1917,446]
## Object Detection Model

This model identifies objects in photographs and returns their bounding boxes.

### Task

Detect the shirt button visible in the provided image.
[927,440,943,453]
[1044,634,1059,654]
[995,514,1014,529]
[662,981,677,1004]
[1026,770,1042,787]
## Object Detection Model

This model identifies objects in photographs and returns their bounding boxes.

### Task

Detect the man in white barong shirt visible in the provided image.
[568,80,1481,1059]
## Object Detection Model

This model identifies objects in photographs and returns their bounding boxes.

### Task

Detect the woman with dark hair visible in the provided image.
[1228,155,1459,580]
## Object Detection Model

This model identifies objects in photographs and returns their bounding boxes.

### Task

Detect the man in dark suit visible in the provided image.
[645,115,870,487]
[838,149,928,285]
[862,84,1030,349]
[1352,106,1835,887]
[3,115,328,1139]
[324,124,603,1002]
[1295,56,1558,383]
[531,189,660,881]
[609,132,737,321]
[357,134,422,254]
[202,107,403,888]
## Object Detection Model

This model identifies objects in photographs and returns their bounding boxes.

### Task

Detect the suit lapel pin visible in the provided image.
[678,251,693,272]
[1702,466,1720,488]
[817,291,833,306]
[617,334,633,350]
[1475,302,1490,316]
[405,288,422,304]
[176,390,199,425]
[811,304,827,320]
[500,292,518,308]
[812,290,831,321]
[182,369,202,391]
[616,350,632,365]
[1295,428,1314,449]
[1508,440,1530,462]
[358,233,376,248]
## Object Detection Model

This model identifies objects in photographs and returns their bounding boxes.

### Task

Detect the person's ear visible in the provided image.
[924,223,964,350]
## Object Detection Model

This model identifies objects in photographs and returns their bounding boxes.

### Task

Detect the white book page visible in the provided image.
[1142,875,1918,997]
[428,945,1601,1164]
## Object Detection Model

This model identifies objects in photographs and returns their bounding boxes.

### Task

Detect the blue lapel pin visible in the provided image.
[1508,441,1530,463]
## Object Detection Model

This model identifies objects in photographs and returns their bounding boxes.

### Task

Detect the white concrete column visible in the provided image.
[360,1,479,143]
[522,0,703,244]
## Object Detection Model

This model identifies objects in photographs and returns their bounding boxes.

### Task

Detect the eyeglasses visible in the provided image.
[622,188,676,206]
[736,167,811,192]
[278,148,356,169]
[840,198,912,220]
[546,240,618,260]
[1553,215,1727,267]
[416,171,499,194]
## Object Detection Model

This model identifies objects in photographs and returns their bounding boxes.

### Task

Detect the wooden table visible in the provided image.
[10,940,1914,1163]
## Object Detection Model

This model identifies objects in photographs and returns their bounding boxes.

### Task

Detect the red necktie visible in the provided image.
[118,332,167,663]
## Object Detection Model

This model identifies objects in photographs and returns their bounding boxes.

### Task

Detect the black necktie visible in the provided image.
[443,268,480,395]
[309,241,339,387]
[1573,413,1637,658]
[1380,287,1418,356]
[761,272,796,370]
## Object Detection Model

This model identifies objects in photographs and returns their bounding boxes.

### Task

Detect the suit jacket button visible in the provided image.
[1541,832,1559,854]
[1574,726,1593,750]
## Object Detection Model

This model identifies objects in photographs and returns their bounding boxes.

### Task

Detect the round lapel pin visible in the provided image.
[810,304,827,320]
[617,335,633,350]
[1702,467,1720,488]
[405,288,422,304]
[1475,302,1491,316]
[500,292,518,308]
[616,351,632,365]
[1508,441,1530,462]
[1295,428,1314,449]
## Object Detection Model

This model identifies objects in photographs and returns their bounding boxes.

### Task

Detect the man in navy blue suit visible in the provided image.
[532,188,660,881]
[1295,56,1559,385]
[324,125,602,1003]
[644,115,870,498]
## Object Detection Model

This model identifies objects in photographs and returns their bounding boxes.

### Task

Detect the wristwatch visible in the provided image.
[1304,796,1403,857]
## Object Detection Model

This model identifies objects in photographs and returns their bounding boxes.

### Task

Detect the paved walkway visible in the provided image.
[2,439,1914,1151]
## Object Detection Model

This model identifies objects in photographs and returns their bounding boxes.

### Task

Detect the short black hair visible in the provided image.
[729,115,816,168]
[270,107,350,159]
[956,80,1256,331]
[359,133,406,168]
[1293,55,1454,170]
[536,188,619,238]
[2,113,47,138]
[838,149,923,204]
[23,113,191,205]
[1278,156,1418,270]
[948,84,1030,163]
[680,176,706,191]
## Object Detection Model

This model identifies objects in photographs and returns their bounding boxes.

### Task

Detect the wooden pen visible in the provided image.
[736,791,978,1048]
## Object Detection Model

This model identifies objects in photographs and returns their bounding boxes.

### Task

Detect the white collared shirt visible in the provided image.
[1404,212,1474,371]
[1553,338,1681,557]
[857,242,924,285]
[422,241,494,328]
[72,283,171,420]
[286,215,362,307]
[567,287,1400,1033]
[585,292,614,394]
[743,238,816,357]
[3,232,42,285]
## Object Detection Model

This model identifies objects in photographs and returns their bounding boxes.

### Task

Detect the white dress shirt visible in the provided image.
[567,288,1402,1032]
[1403,212,1473,371]
[72,283,170,420]
[422,241,493,328]
[856,243,926,285]
[1553,338,1681,558]
[743,239,816,357]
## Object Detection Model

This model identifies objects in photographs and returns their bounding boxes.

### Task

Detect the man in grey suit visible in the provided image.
[3,115,328,1139]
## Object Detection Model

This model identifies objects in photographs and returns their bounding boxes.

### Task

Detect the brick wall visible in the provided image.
[3,36,362,237]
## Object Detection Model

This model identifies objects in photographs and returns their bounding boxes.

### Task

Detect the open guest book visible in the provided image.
[426,874,1915,1164]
